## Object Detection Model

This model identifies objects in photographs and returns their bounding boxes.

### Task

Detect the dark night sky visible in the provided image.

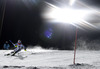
[0,0,100,50]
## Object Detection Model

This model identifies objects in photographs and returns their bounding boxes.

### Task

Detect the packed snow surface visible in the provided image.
[1,48,100,69]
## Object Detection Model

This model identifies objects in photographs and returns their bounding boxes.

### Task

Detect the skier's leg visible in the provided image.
[4,48,17,56]
[5,51,14,56]
[11,49,21,56]
[11,48,18,54]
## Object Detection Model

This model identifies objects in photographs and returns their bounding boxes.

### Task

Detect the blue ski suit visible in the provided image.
[4,43,10,50]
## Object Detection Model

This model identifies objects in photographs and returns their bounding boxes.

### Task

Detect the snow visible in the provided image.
[0,49,100,69]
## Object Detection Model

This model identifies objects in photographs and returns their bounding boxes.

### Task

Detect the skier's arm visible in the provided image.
[12,43,17,47]
[9,40,17,47]
[22,45,26,51]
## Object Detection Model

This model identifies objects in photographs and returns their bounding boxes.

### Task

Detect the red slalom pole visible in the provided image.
[73,28,78,64]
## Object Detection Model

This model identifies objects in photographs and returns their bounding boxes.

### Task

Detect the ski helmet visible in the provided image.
[18,40,21,43]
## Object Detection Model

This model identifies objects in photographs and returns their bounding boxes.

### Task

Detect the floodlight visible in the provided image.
[43,7,91,24]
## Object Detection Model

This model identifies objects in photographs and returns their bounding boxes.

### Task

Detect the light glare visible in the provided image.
[42,1,97,30]
[69,0,76,6]
[44,8,91,24]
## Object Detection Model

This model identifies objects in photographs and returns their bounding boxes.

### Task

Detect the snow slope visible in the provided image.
[1,49,100,69]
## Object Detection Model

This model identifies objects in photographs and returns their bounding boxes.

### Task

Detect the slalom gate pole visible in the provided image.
[73,28,78,64]
[0,0,7,39]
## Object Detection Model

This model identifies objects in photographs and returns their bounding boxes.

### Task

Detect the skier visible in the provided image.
[7,40,26,56]
[3,41,10,50]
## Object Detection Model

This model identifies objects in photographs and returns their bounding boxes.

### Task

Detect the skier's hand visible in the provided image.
[24,50,26,51]
[15,45,17,47]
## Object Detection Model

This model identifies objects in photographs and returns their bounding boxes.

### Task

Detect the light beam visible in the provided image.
[42,2,92,29]
[69,0,76,6]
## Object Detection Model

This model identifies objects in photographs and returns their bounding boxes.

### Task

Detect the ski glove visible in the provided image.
[15,45,17,47]
[24,50,26,51]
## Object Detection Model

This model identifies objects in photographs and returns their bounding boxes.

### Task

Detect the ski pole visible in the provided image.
[9,40,17,47]
[9,40,15,46]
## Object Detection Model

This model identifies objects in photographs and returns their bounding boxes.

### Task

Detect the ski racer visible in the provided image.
[9,40,26,56]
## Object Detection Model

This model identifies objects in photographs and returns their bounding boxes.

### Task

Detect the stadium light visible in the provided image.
[44,8,90,24]
[43,4,92,29]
